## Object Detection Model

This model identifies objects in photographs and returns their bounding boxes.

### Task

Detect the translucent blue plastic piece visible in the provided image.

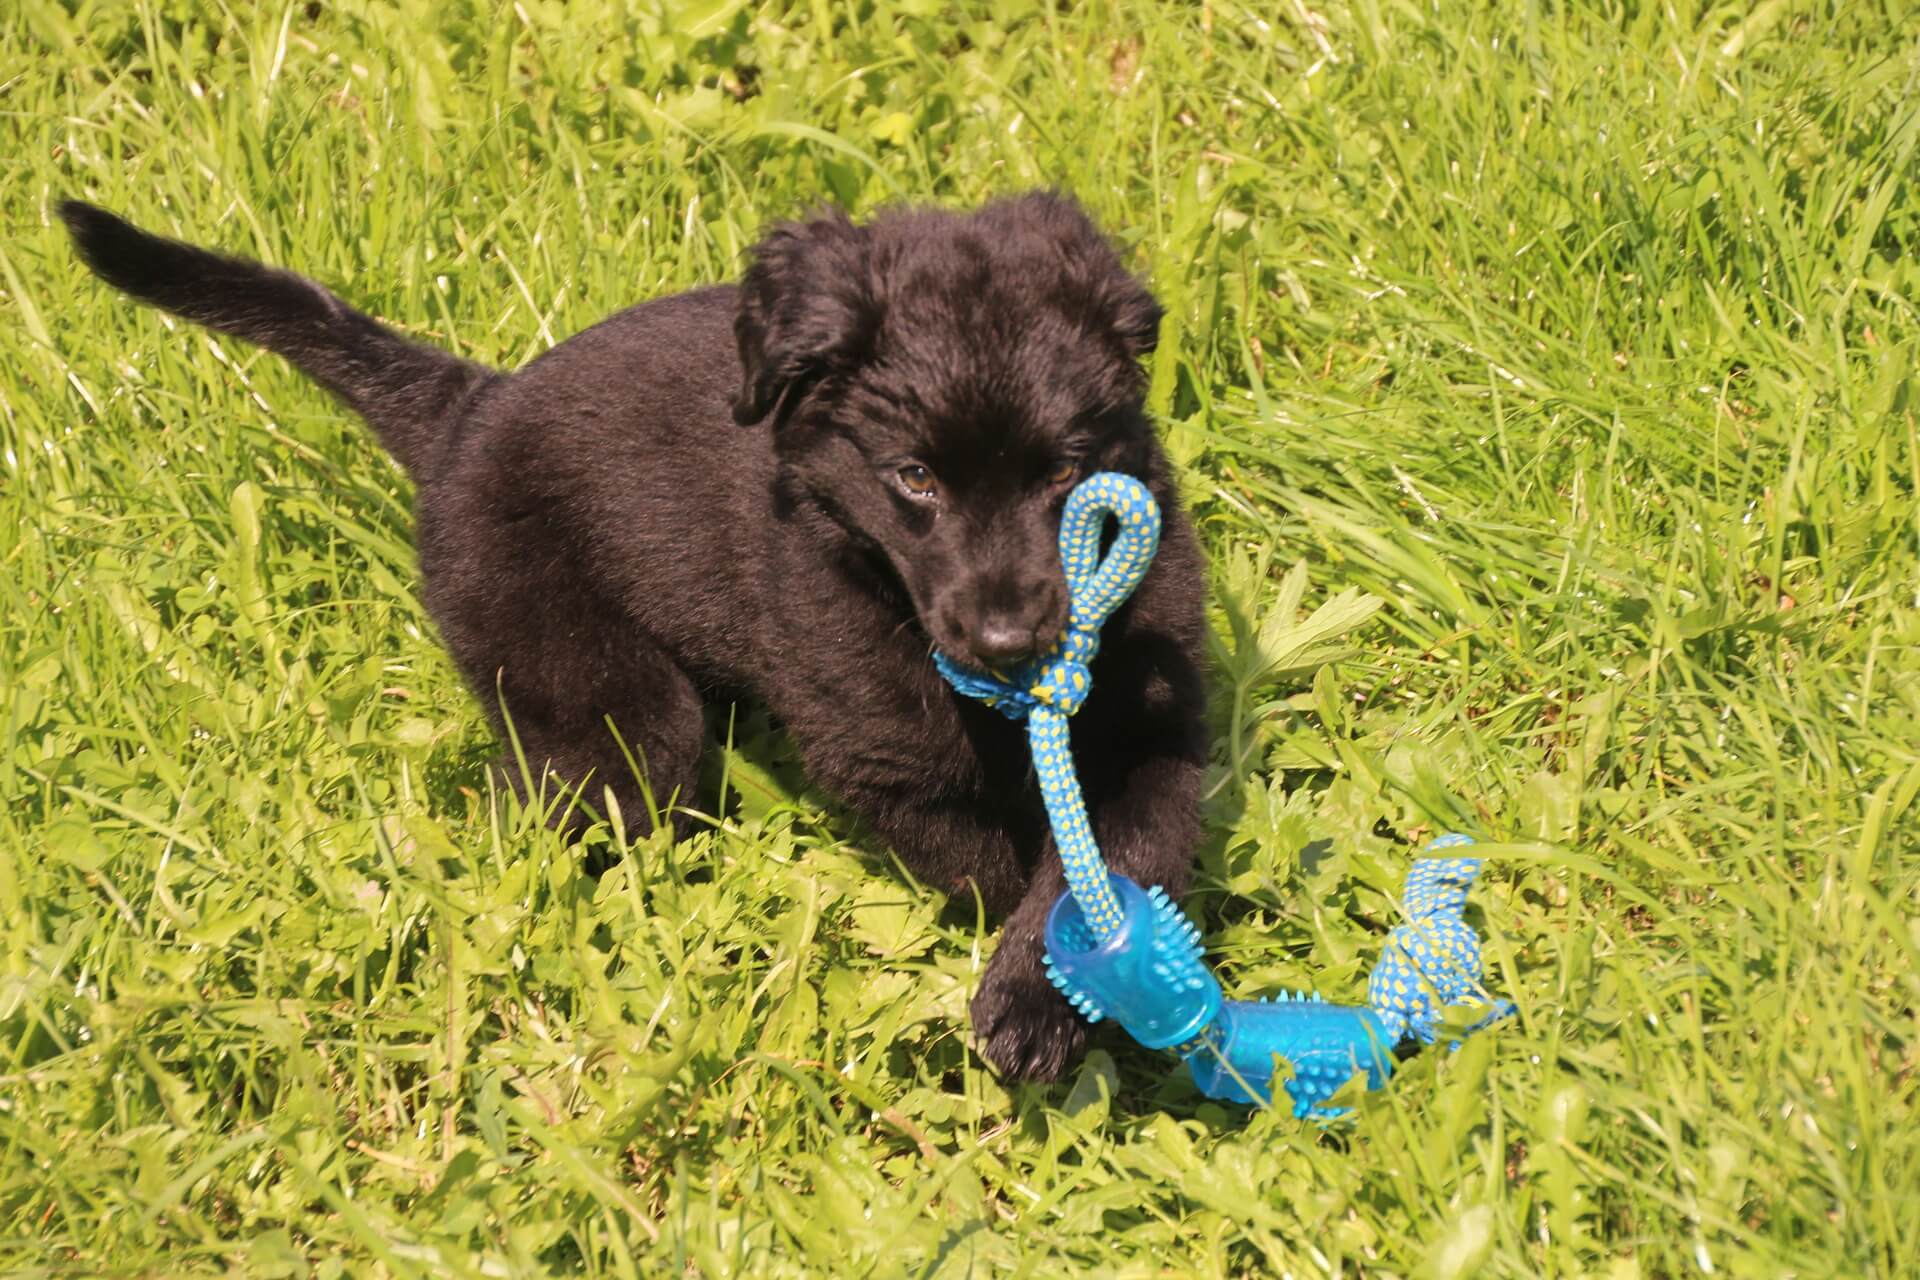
[1043,873,1221,1050]
[1183,998,1396,1114]
[1045,873,1399,1112]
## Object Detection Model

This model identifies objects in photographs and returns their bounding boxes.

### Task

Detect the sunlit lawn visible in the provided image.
[4,1,1917,1274]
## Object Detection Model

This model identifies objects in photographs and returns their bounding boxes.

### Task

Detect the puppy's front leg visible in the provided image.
[789,670,1195,1084]
[971,748,1205,1082]
[971,586,1209,1083]
[774,677,1048,916]
[970,489,1210,1082]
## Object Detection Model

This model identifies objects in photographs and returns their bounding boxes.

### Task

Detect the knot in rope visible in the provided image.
[933,472,1163,722]
[1366,834,1514,1044]
[933,631,1097,720]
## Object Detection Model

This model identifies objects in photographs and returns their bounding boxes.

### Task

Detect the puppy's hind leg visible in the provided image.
[503,640,706,840]
[479,621,709,845]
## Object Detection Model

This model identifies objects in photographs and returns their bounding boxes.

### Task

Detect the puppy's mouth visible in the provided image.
[917,587,1071,676]
[928,628,1067,678]
[931,647,1011,677]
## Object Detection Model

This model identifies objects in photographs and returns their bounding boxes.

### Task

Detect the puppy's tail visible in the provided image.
[59,200,494,476]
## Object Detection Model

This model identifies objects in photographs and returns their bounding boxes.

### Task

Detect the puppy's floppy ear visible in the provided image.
[733,211,879,425]
[1097,268,1164,360]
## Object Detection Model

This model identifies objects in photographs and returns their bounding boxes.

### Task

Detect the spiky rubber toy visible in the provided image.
[937,473,1511,1113]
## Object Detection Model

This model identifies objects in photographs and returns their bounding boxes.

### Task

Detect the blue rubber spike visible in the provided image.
[1043,874,1220,1047]
[938,473,1512,1113]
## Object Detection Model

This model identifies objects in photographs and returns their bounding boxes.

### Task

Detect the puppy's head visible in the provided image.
[734,192,1163,670]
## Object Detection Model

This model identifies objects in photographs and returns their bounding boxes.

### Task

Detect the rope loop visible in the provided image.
[933,472,1162,721]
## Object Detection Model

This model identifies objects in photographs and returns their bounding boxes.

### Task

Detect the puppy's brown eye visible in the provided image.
[897,464,938,498]
[1047,458,1080,488]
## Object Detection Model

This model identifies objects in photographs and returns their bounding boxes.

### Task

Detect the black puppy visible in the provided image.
[60,192,1208,1082]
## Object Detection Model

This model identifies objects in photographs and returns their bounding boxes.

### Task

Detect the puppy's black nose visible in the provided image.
[970,614,1040,668]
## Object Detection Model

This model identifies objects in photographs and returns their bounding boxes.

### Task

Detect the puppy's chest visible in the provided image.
[881,682,1042,797]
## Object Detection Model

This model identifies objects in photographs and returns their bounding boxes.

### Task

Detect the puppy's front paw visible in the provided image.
[971,957,1087,1083]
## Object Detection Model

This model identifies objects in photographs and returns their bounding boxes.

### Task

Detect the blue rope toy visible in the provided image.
[937,473,1513,1114]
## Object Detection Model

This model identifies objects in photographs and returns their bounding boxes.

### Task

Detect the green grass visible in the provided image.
[5,0,1919,1274]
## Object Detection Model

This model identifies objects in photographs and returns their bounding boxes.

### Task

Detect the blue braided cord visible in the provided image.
[1027,708,1127,936]
[1367,834,1514,1044]
[932,472,1162,943]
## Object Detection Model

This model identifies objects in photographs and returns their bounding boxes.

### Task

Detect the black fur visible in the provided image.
[60,192,1208,1084]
